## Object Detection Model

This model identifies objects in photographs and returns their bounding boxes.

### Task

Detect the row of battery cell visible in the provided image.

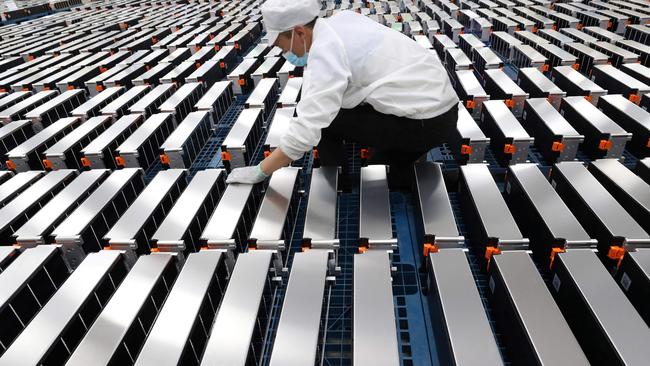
[2,155,648,366]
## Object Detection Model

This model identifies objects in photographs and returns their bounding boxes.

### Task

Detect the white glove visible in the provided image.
[226,163,269,184]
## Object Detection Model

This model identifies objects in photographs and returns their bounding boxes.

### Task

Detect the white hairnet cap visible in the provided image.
[261,0,321,45]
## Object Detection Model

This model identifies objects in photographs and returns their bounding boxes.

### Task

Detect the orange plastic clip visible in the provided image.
[238,78,245,86]
[541,64,549,72]
[629,94,640,104]
[5,160,16,171]
[160,154,170,165]
[505,99,515,108]
[532,26,538,33]
[115,156,125,168]
[598,139,612,151]
[584,95,593,103]
[219,61,225,69]
[360,148,369,159]
[358,244,368,253]
[195,46,201,52]
[80,157,91,168]
[42,159,52,170]
[504,144,517,154]
[312,148,319,160]
[99,66,107,73]
[423,243,438,256]
[150,247,160,252]
[461,144,473,155]
[195,62,201,69]
[221,151,232,161]
[551,141,564,152]
[607,21,613,30]
[234,43,240,49]
[572,63,580,71]
[27,55,34,61]
[485,246,501,270]
[264,150,271,158]
[549,247,565,269]
[576,23,583,30]
[67,85,75,90]
[646,138,650,148]
[96,85,104,92]
[607,246,626,267]
[465,99,476,109]
[152,37,158,44]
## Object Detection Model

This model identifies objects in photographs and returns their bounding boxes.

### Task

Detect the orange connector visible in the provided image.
[5,160,16,171]
[221,151,231,161]
[160,154,170,165]
[551,141,564,152]
[598,139,612,151]
[505,99,515,108]
[504,144,517,154]
[115,156,125,168]
[423,243,438,256]
[465,99,476,109]
[549,247,566,269]
[360,148,369,159]
[461,144,473,155]
[607,246,626,267]
[80,157,91,168]
[629,94,640,104]
[42,159,53,170]
[485,246,501,270]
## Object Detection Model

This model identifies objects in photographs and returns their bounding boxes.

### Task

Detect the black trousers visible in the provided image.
[316,103,458,187]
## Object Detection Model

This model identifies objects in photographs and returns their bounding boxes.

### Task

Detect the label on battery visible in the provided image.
[620,272,632,292]
[552,274,561,292]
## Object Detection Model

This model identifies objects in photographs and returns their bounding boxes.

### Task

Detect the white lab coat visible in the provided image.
[279,10,459,161]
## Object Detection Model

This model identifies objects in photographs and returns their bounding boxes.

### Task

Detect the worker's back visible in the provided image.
[312,10,458,119]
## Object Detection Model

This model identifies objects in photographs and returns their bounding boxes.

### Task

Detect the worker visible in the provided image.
[226,0,459,189]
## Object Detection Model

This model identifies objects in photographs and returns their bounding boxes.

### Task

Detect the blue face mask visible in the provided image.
[283,30,308,67]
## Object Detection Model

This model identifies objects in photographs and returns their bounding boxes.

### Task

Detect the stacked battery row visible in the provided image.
[0,0,649,365]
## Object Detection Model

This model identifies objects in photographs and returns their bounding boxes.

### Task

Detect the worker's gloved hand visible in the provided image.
[226,163,269,184]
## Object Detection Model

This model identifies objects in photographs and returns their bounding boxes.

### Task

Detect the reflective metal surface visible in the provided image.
[429,249,503,366]
[100,85,149,117]
[553,162,649,242]
[105,169,185,247]
[509,164,594,245]
[0,250,122,366]
[13,170,109,245]
[0,170,43,206]
[200,250,273,366]
[51,168,142,239]
[135,250,224,366]
[353,250,399,366]
[0,245,59,311]
[67,254,174,366]
[265,107,294,149]
[277,77,302,107]
[195,81,232,110]
[159,82,202,112]
[460,164,526,244]
[71,87,124,118]
[160,111,209,150]
[303,167,338,244]
[128,84,175,115]
[116,113,172,154]
[0,169,75,231]
[6,117,79,159]
[246,77,277,109]
[81,114,142,157]
[152,169,224,249]
[415,163,463,247]
[269,250,329,366]
[557,249,650,365]
[493,251,589,366]
[249,167,299,247]
[359,165,393,242]
[222,108,262,148]
[201,183,254,247]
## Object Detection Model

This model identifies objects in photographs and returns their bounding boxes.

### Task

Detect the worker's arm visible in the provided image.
[227,24,351,184]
